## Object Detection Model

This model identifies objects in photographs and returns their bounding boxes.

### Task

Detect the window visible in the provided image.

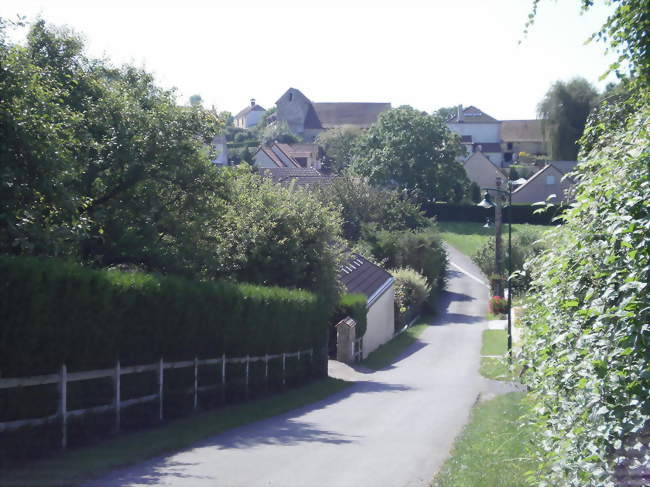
[288,92,293,102]
[546,175,556,185]
[507,142,513,150]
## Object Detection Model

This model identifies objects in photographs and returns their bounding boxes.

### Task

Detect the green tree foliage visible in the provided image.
[350,106,468,203]
[315,124,363,174]
[363,227,448,292]
[469,182,481,204]
[189,94,203,106]
[315,176,430,242]
[537,77,599,160]
[0,21,343,300]
[259,120,300,145]
[520,105,649,487]
[390,267,430,328]
[214,168,342,301]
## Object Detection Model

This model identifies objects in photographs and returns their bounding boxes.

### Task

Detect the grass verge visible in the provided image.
[432,392,537,487]
[438,221,547,257]
[0,378,352,487]
[362,318,430,370]
[480,329,515,381]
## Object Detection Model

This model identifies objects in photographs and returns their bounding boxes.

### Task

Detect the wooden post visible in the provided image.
[221,353,226,403]
[59,364,67,449]
[244,355,250,399]
[114,360,121,433]
[193,357,198,410]
[282,353,286,388]
[158,358,164,421]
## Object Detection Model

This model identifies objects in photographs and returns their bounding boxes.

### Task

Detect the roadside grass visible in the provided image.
[480,329,516,381]
[0,378,352,487]
[437,221,547,257]
[432,392,537,487]
[362,318,430,370]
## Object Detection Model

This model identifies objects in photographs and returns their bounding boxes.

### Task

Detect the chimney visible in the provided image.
[250,98,256,107]
[458,104,464,123]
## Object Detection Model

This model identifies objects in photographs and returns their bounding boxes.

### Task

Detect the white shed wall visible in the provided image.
[362,285,395,359]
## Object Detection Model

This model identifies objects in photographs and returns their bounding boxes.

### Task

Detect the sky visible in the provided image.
[1,0,617,120]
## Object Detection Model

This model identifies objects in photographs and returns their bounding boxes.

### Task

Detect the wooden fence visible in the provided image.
[0,348,313,448]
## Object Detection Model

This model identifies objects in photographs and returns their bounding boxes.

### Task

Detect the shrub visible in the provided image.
[334,293,368,338]
[391,267,430,328]
[489,296,507,315]
[362,227,448,292]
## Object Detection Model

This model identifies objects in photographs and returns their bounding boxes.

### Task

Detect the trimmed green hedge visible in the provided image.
[422,202,566,225]
[0,256,330,377]
[336,293,368,338]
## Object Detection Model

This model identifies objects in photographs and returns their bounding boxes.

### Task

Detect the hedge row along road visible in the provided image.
[84,245,492,487]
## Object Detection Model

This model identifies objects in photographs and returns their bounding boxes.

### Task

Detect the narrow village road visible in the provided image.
[85,245,490,487]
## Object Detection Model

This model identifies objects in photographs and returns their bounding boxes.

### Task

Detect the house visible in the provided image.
[338,253,395,360]
[234,98,266,129]
[275,88,391,142]
[447,105,548,167]
[253,142,322,169]
[258,167,334,188]
[511,162,578,204]
[447,105,503,166]
[463,151,507,194]
[500,120,545,165]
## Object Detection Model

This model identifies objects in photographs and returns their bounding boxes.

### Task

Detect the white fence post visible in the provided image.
[282,353,286,388]
[114,360,121,432]
[158,358,164,421]
[245,355,250,399]
[193,357,198,410]
[221,353,226,403]
[264,354,269,387]
[59,364,67,449]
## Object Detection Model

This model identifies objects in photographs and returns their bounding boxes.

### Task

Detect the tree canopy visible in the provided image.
[537,77,599,160]
[350,107,468,203]
[315,125,362,174]
[0,20,342,300]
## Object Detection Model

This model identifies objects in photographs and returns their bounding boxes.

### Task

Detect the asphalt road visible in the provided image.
[84,245,490,487]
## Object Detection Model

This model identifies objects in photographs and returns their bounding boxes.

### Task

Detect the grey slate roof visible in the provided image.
[235,104,266,119]
[549,161,579,174]
[311,102,392,129]
[501,120,544,142]
[339,253,393,301]
[447,106,499,124]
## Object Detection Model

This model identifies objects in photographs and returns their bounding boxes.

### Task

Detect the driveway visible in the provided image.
[84,244,490,487]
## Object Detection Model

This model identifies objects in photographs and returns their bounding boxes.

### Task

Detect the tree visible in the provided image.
[537,77,599,160]
[469,182,481,203]
[315,176,430,242]
[259,120,300,145]
[350,107,467,203]
[189,94,203,107]
[315,125,362,174]
[433,105,461,121]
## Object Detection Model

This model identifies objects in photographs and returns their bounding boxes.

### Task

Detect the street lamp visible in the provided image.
[477,178,513,360]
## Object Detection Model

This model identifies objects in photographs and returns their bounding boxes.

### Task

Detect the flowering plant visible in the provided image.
[489,295,507,315]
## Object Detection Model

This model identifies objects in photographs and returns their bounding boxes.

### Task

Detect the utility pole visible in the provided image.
[494,177,503,295]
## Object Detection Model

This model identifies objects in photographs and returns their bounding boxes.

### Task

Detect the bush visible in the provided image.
[472,229,547,295]
[390,267,430,329]
[488,296,507,315]
[333,293,368,338]
[363,227,448,292]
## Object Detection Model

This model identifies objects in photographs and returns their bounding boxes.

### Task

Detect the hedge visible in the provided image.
[0,256,330,378]
[335,293,368,338]
[422,202,567,225]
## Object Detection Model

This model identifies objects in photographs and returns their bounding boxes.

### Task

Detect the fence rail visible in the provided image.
[0,348,314,448]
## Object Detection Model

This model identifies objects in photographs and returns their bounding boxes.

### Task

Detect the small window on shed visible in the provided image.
[546,175,556,185]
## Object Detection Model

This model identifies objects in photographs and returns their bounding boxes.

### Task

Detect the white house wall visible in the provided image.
[245,110,265,128]
[447,123,501,143]
[362,285,395,359]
